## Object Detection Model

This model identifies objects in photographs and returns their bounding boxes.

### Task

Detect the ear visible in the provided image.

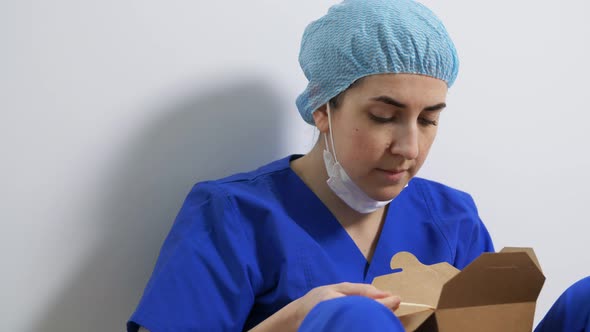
[312,104,330,134]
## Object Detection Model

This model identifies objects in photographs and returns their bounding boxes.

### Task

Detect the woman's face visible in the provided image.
[315,73,448,201]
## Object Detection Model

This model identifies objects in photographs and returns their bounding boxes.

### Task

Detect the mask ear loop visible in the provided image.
[324,103,339,163]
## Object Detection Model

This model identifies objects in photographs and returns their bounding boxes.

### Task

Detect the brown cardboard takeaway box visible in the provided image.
[372,248,545,332]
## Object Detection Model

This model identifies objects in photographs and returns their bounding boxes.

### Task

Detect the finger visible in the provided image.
[334,282,392,298]
[376,295,401,311]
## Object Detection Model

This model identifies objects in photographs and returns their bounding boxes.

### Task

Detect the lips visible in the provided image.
[376,168,407,182]
[378,168,407,174]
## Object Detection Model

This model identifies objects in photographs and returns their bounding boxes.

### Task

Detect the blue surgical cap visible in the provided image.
[296,0,459,125]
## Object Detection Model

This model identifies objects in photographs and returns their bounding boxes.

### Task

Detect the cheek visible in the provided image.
[416,131,437,162]
[344,127,391,163]
[344,128,367,161]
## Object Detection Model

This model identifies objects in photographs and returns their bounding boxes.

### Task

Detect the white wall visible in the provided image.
[2,1,588,331]
[420,0,590,325]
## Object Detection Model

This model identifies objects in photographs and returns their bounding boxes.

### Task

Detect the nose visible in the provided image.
[389,124,419,160]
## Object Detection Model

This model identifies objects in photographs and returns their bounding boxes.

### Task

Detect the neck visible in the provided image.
[290,140,385,225]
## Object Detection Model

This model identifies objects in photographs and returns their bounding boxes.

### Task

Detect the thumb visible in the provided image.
[376,295,401,311]
[335,282,392,298]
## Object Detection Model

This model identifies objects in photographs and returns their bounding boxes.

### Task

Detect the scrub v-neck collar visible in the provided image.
[284,154,396,283]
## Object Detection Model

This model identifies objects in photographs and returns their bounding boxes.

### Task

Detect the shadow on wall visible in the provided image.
[28,77,286,332]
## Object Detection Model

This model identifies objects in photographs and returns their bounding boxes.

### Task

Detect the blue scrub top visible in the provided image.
[128,155,494,332]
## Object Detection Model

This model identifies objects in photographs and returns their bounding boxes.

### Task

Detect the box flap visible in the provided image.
[399,309,436,332]
[372,252,459,316]
[500,247,543,273]
[437,249,545,309]
[435,302,537,332]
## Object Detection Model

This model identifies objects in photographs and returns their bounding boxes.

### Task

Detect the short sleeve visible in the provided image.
[453,192,494,270]
[127,182,258,332]
[417,179,495,269]
[451,193,495,269]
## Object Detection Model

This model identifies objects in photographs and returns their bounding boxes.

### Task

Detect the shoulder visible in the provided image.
[168,156,297,249]
[410,177,479,216]
[184,155,296,210]
[409,178,494,266]
[408,177,483,232]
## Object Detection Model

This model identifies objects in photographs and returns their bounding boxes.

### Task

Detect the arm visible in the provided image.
[133,283,399,332]
[250,283,400,332]
[129,184,400,331]
[452,193,495,268]
[128,184,257,331]
[416,179,495,269]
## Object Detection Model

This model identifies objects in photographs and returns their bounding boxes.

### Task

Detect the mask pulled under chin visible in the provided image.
[323,149,392,214]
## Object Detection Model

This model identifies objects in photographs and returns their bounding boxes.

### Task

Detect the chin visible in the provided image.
[369,186,404,201]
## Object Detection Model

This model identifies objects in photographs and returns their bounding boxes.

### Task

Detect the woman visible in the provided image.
[128,0,589,331]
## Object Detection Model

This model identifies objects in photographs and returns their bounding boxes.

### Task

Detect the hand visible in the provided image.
[250,282,400,332]
[291,282,401,328]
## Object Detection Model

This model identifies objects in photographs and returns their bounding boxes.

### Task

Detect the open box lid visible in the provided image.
[437,248,545,309]
[372,248,545,331]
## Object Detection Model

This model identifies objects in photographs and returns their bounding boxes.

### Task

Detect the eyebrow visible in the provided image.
[371,96,447,112]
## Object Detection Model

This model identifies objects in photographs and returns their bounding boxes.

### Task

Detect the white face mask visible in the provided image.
[322,103,393,214]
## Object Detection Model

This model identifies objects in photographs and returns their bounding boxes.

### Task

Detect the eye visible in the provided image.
[418,117,438,127]
[369,113,395,123]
